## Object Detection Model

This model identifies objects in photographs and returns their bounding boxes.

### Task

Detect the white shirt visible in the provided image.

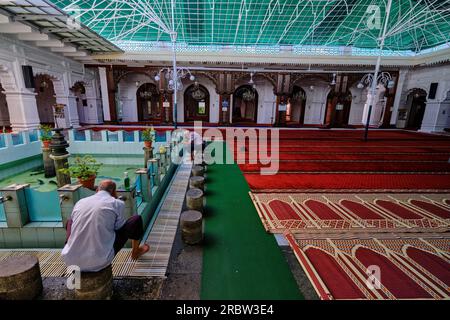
[61,191,126,272]
[189,131,203,145]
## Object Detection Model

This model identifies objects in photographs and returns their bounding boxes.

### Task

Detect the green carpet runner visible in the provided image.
[200,142,302,299]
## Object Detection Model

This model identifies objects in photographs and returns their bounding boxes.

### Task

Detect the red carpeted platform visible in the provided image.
[235,129,450,191]
[251,193,450,233]
[285,233,450,300]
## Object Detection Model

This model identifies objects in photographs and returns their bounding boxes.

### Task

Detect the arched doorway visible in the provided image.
[233,85,258,123]
[0,83,10,128]
[72,82,87,124]
[406,89,427,130]
[287,86,306,125]
[184,83,210,122]
[34,74,56,124]
[324,91,352,127]
[136,83,162,122]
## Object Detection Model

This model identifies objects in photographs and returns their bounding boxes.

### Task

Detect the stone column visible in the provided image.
[49,128,71,187]
[117,187,137,219]
[362,86,387,127]
[420,100,450,133]
[0,184,30,227]
[143,146,153,168]
[219,94,231,125]
[135,169,152,202]
[4,91,40,131]
[98,67,111,122]
[57,184,82,227]
[42,147,56,178]
[390,69,408,126]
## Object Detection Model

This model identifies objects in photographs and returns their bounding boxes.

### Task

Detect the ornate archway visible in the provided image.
[184,83,210,122]
[136,83,162,122]
[34,74,57,124]
[233,85,259,123]
[71,81,87,124]
[405,88,427,130]
[287,86,307,125]
[324,90,352,127]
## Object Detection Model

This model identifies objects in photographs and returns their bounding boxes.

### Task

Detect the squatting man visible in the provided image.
[62,180,150,272]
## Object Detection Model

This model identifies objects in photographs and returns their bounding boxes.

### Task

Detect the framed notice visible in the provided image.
[163,101,170,108]
[278,104,287,112]
[336,104,344,111]
[198,101,206,114]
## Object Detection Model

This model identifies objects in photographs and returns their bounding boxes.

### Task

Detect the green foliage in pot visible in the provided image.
[142,126,156,142]
[39,124,53,141]
[59,156,102,180]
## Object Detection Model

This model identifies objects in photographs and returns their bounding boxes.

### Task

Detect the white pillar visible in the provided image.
[390,69,408,125]
[98,67,111,121]
[420,100,450,133]
[5,90,40,131]
[362,86,387,127]
[56,94,80,128]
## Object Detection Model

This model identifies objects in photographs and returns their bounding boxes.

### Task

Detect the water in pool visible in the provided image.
[0,165,139,192]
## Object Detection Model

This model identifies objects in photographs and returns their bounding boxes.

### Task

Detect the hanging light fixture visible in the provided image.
[191,82,206,101]
[242,88,256,102]
[292,90,306,102]
[331,73,336,86]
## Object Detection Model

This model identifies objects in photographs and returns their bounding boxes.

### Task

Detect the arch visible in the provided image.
[286,86,306,125]
[340,200,384,220]
[304,199,343,220]
[375,200,423,220]
[232,85,259,123]
[267,199,302,220]
[136,82,162,122]
[405,246,450,287]
[355,247,432,298]
[404,88,427,130]
[304,247,366,299]
[409,200,450,219]
[184,83,210,122]
[34,74,57,124]
[324,90,352,127]
[115,71,154,89]
[71,81,87,124]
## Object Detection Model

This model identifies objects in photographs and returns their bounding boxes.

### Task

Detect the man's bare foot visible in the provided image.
[131,244,150,260]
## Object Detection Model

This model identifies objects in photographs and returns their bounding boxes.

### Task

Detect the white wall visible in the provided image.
[397,65,450,132]
[348,86,368,125]
[0,34,102,130]
[298,83,330,125]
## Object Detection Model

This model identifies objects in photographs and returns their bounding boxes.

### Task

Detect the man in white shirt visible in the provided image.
[62,180,150,272]
[187,130,205,162]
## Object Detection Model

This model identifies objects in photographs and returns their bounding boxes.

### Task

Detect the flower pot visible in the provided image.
[42,140,51,148]
[78,175,96,190]
[144,141,152,148]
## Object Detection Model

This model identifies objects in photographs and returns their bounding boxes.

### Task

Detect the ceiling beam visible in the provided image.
[17,32,49,41]
[0,14,9,24]
[51,46,77,53]
[63,51,88,57]
[14,14,67,21]
[0,22,32,33]
[35,40,64,48]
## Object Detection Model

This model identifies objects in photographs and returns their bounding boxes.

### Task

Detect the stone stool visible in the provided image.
[180,210,203,245]
[74,265,113,300]
[189,176,205,191]
[191,165,204,177]
[0,255,43,300]
[186,188,204,212]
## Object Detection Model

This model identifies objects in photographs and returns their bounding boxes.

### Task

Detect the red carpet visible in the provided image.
[235,129,450,191]
[285,234,450,300]
[245,173,450,190]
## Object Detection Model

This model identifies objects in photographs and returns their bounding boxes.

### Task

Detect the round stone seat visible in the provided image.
[186,188,204,212]
[189,176,205,191]
[180,210,203,245]
[0,255,43,300]
[74,265,113,300]
[191,165,205,177]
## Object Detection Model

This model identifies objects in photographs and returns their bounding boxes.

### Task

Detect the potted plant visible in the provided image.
[142,126,156,148]
[59,155,102,190]
[39,124,53,148]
